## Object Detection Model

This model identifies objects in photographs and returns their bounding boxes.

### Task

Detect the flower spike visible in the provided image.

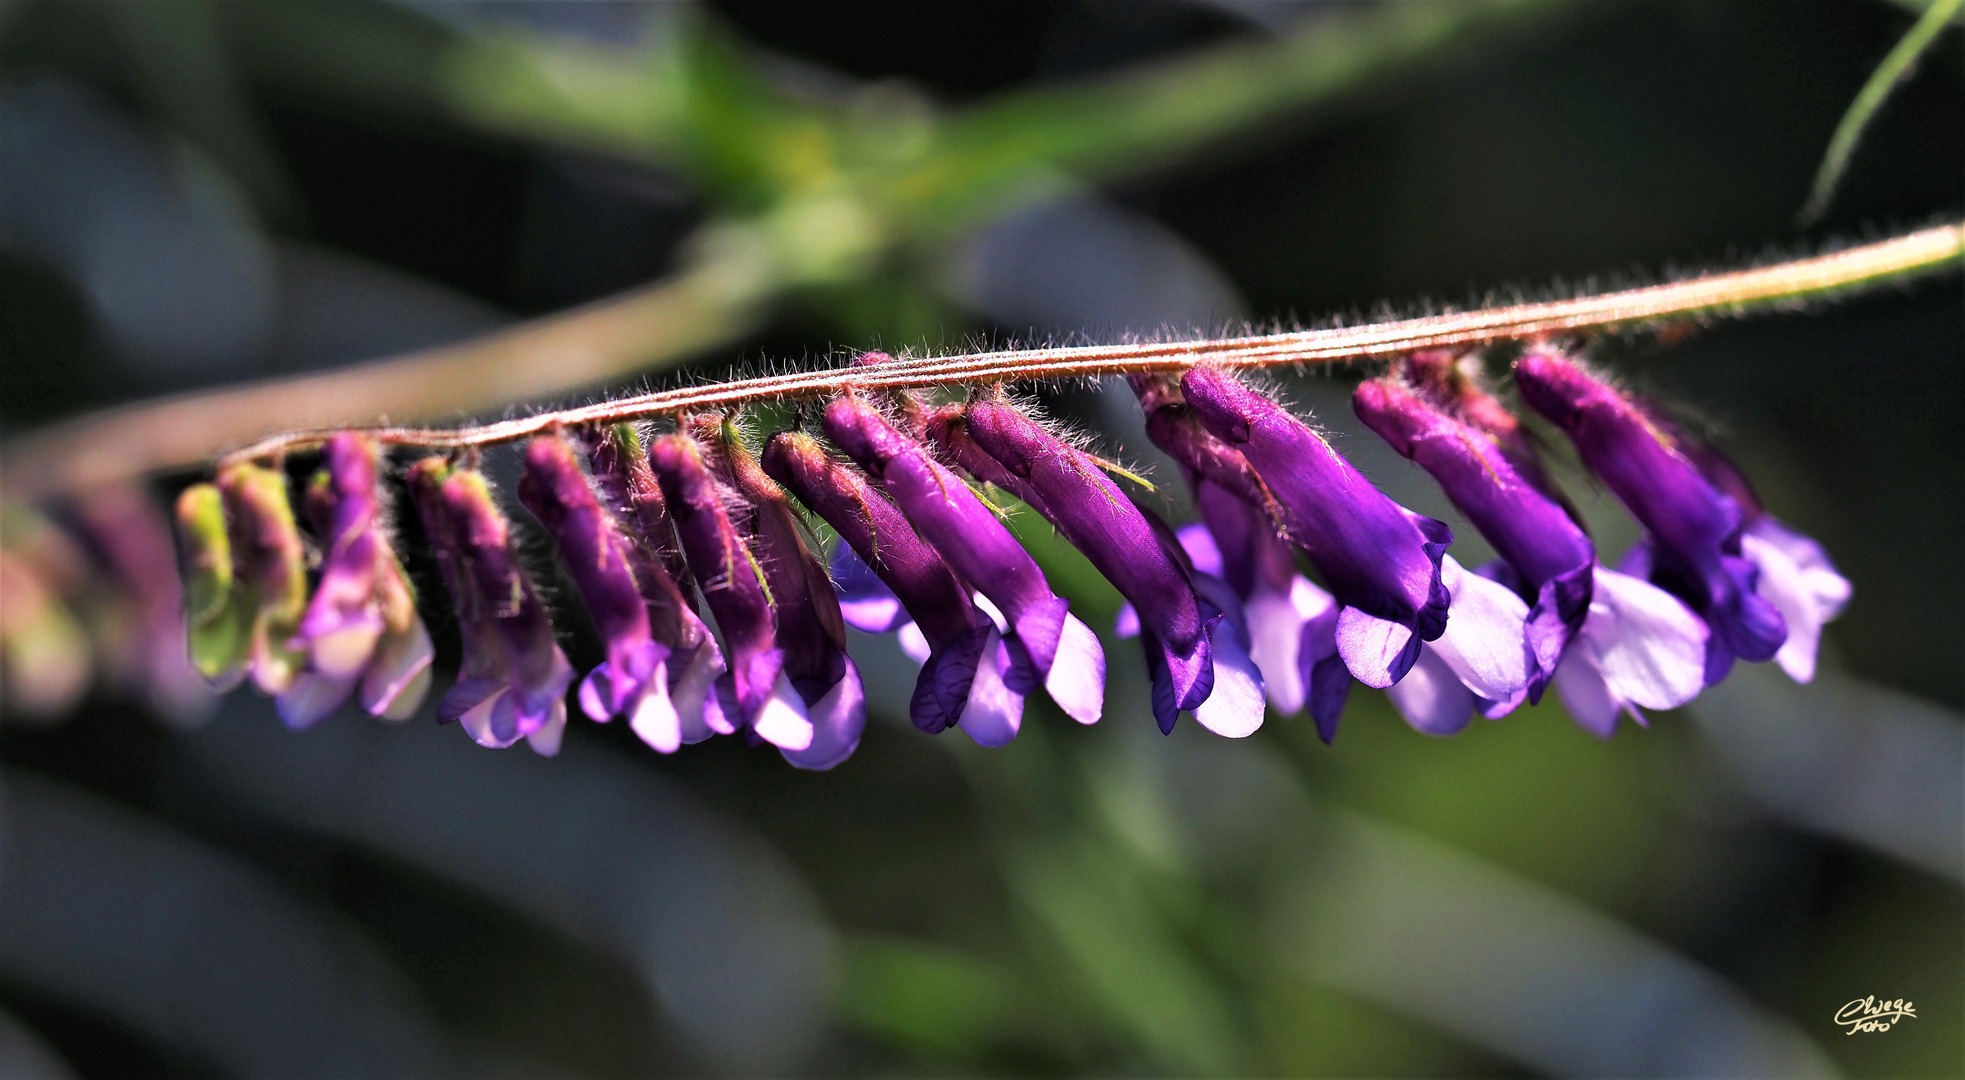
[824,393,1103,739]
[648,431,813,753]
[408,458,573,756]
[1179,368,1451,692]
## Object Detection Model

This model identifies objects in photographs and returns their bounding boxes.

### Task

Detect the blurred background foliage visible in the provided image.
[0,0,1960,1077]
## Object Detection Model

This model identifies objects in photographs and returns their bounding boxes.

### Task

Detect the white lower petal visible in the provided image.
[1333,607,1414,689]
[1584,565,1708,710]
[782,658,866,770]
[958,631,1025,746]
[749,670,814,751]
[1043,612,1105,725]
[1427,555,1533,702]
[628,662,682,754]
[1385,645,1475,736]
[896,621,932,665]
[1191,617,1265,739]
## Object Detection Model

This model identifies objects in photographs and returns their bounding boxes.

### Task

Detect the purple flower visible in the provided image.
[1659,424,1851,684]
[215,462,310,696]
[705,421,865,770]
[951,399,1264,738]
[1514,353,1787,683]
[581,424,726,748]
[648,431,815,753]
[278,434,433,729]
[1132,375,1348,738]
[763,429,1021,742]
[1179,368,1451,690]
[1353,376,1588,701]
[823,394,1103,739]
[519,432,687,750]
[408,458,574,756]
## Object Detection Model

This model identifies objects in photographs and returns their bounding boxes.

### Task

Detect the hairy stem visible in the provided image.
[5,223,1959,496]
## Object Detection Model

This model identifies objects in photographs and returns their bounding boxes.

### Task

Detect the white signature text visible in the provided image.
[1834,996,1916,1034]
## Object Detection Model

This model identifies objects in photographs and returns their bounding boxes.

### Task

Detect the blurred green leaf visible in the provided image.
[1006,835,1244,1074]
[839,934,1020,1059]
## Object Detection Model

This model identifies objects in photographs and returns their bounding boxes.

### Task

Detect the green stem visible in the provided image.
[1797,0,1964,226]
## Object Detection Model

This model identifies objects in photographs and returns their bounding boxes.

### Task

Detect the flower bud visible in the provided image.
[216,462,309,696]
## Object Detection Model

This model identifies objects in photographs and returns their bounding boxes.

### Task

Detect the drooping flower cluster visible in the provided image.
[4,348,1845,764]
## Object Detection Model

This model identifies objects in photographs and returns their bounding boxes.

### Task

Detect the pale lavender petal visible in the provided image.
[1746,518,1851,617]
[1174,522,1225,578]
[1553,650,1620,737]
[958,631,1025,747]
[1740,526,1847,684]
[1044,612,1105,725]
[781,658,866,771]
[1385,645,1475,736]
[830,542,909,633]
[1334,607,1418,689]
[1582,565,1708,711]
[1189,577,1266,738]
[1249,575,1335,715]
[1113,604,1141,639]
[1426,555,1534,704]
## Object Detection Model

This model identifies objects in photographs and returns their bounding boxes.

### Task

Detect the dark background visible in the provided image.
[0,1,1959,1076]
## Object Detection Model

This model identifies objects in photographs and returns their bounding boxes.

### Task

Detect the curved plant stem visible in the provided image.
[4,223,1960,496]
[3,249,768,501]
[1797,0,1964,227]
